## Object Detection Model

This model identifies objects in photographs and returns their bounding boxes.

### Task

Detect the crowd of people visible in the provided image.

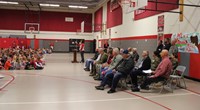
[84,39,179,94]
[0,47,49,71]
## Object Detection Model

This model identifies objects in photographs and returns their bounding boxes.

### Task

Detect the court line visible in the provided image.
[0,93,192,105]
[0,73,15,91]
[15,73,196,110]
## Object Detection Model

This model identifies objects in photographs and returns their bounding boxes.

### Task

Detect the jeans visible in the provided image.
[130,69,148,87]
[80,51,84,62]
[101,71,125,90]
[85,59,94,69]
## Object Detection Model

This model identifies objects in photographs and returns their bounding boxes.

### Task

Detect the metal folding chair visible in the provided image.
[169,65,187,91]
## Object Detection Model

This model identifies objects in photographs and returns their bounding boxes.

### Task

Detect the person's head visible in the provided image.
[107,47,113,55]
[132,48,137,53]
[160,49,169,59]
[153,51,160,58]
[142,51,148,58]
[120,48,124,54]
[98,48,104,54]
[128,47,132,52]
[171,39,177,45]
[165,38,170,44]
[122,49,129,59]
[112,48,120,56]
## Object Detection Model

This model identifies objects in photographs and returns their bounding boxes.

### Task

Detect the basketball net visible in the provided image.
[118,0,136,14]
[29,27,35,34]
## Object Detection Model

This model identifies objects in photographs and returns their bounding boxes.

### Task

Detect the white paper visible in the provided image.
[143,69,152,74]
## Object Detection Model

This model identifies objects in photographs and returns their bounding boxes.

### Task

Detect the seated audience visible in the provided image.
[133,49,172,92]
[132,48,139,63]
[94,48,122,80]
[95,50,134,94]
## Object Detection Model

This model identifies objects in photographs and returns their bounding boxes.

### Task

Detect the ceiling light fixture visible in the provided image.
[68,5,88,9]
[0,1,19,4]
[40,3,60,7]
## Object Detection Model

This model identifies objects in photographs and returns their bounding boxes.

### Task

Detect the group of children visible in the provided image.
[0,47,47,70]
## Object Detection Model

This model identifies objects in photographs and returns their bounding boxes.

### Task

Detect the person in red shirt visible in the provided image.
[79,40,85,63]
[4,57,12,70]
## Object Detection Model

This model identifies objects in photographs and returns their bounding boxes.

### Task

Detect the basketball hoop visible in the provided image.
[118,0,134,14]
[29,27,35,34]
[118,0,147,14]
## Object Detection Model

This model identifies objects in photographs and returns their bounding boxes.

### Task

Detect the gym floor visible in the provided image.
[0,53,200,110]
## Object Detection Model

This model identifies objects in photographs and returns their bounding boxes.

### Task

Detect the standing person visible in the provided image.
[103,40,109,52]
[49,42,54,53]
[164,38,171,51]
[79,40,85,63]
[156,40,164,54]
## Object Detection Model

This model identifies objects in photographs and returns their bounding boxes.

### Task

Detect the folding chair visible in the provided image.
[169,65,187,91]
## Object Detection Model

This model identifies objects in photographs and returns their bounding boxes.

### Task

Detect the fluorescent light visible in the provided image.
[0,1,18,4]
[40,3,60,7]
[68,5,88,9]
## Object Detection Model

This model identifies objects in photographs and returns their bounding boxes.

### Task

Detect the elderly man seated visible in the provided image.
[84,49,99,71]
[90,48,108,76]
[132,49,172,92]
[95,50,134,94]
[94,48,123,80]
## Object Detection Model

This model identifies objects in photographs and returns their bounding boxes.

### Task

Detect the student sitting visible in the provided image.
[34,58,44,70]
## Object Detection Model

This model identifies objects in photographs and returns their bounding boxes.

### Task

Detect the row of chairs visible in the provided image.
[119,65,187,93]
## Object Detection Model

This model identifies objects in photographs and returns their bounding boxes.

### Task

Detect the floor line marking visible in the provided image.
[0,92,193,105]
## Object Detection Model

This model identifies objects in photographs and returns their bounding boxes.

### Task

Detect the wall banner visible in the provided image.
[171,33,200,53]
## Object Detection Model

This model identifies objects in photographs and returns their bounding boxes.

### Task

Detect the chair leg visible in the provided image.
[182,78,187,89]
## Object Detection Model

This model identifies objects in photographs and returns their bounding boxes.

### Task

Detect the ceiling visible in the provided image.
[0,0,108,13]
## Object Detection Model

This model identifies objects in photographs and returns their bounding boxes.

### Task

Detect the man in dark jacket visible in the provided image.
[130,50,151,92]
[95,49,135,93]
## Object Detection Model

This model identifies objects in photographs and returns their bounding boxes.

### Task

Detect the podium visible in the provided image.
[71,49,79,63]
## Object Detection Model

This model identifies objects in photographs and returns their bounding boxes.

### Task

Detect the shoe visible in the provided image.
[84,68,90,71]
[89,73,95,76]
[95,86,104,90]
[131,87,140,92]
[107,89,116,94]
[140,86,152,92]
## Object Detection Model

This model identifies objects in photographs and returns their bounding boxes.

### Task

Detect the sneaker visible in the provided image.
[131,87,140,92]
[107,89,116,94]
[140,86,152,92]
[84,68,90,71]
[0,75,4,79]
[95,86,104,90]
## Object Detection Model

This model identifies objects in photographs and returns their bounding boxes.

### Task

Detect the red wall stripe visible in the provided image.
[107,1,123,28]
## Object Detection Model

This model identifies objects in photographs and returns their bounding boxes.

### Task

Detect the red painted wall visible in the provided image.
[0,10,25,30]
[134,0,179,20]
[107,1,123,28]
[0,9,92,32]
[189,52,200,80]
[94,7,103,32]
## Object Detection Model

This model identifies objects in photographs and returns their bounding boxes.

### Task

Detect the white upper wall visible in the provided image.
[98,0,200,39]
[0,30,94,40]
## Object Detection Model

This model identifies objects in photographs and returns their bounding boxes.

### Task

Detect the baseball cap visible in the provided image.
[122,49,129,54]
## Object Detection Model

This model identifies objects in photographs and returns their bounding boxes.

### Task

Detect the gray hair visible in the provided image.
[113,48,120,54]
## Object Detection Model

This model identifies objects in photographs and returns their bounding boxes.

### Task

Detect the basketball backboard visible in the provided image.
[24,23,40,34]
[118,0,148,14]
